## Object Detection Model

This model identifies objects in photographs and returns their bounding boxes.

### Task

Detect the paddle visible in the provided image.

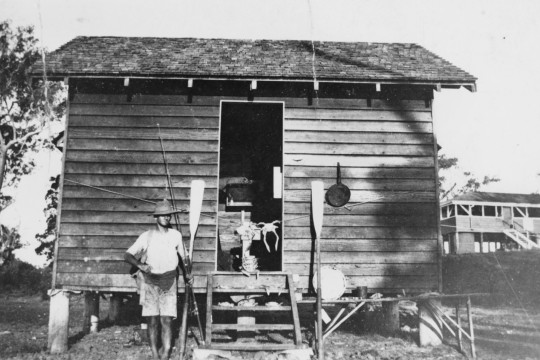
[178,180,206,358]
[311,181,324,360]
[189,180,205,260]
[188,180,206,341]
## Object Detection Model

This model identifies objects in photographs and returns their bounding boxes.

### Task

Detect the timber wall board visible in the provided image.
[56,79,438,293]
[58,79,222,292]
[513,217,540,232]
[281,88,438,293]
[441,216,540,236]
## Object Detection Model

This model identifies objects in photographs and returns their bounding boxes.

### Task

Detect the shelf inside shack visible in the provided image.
[224,183,256,209]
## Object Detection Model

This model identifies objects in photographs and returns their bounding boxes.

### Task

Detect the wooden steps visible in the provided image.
[212,305,292,311]
[212,324,294,331]
[201,271,305,351]
[503,229,540,250]
[200,343,301,351]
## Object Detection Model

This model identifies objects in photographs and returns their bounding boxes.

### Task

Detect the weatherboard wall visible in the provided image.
[280,85,439,293]
[55,79,220,292]
[54,79,439,293]
[441,213,540,235]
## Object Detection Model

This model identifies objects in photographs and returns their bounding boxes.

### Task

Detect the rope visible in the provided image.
[284,195,394,222]
[63,179,217,218]
[306,0,317,87]
[64,179,157,205]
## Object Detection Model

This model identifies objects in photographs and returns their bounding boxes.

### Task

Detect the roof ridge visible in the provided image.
[52,36,424,49]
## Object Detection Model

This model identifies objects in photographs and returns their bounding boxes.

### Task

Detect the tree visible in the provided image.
[438,153,500,201]
[0,20,66,206]
[0,225,21,266]
[35,175,59,261]
[1,21,65,267]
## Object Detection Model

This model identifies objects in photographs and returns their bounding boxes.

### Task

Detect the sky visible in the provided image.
[1,0,540,264]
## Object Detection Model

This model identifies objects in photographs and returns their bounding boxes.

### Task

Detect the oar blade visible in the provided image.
[189,180,205,257]
[311,181,324,237]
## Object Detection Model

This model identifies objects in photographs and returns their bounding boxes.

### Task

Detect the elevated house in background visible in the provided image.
[441,192,540,254]
[32,37,476,351]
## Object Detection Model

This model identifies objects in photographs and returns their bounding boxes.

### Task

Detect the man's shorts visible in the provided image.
[140,278,177,318]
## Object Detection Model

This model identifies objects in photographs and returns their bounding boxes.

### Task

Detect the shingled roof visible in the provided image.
[450,192,540,205]
[32,37,476,84]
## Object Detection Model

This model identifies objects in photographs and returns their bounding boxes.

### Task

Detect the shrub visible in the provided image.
[0,259,52,295]
[443,251,540,307]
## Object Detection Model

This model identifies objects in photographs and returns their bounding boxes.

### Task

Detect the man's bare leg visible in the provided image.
[148,316,160,359]
[160,316,173,360]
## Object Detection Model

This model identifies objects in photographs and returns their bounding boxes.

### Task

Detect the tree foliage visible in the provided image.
[0,21,65,266]
[0,20,66,208]
[35,175,59,261]
[438,153,500,201]
[0,225,21,266]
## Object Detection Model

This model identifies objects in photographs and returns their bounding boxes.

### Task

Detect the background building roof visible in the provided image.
[32,37,476,84]
[450,192,540,205]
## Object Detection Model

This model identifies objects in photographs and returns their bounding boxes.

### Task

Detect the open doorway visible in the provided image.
[217,102,283,272]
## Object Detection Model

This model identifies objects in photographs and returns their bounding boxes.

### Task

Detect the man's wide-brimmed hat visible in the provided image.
[151,199,182,216]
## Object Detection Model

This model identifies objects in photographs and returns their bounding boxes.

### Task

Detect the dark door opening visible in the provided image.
[217,102,283,272]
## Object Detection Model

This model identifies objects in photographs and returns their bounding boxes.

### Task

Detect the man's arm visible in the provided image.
[124,252,152,273]
[176,234,194,285]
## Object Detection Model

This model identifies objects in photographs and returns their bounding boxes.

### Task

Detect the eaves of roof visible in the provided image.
[31,37,477,87]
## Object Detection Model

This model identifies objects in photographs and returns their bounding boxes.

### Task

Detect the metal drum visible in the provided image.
[312,266,347,300]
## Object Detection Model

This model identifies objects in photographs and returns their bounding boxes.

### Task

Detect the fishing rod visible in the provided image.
[156,124,205,351]
[157,124,188,254]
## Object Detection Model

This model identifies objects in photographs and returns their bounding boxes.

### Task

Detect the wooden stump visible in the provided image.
[83,291,100,334]
[418,300,442,346]
[108,293,122,324]
[381,301,400,334]
[48,290,70,354]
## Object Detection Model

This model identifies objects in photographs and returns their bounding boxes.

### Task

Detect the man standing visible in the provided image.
[125,199,192,360]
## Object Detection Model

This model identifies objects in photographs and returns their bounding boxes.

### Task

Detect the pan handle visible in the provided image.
[337,162,341,184]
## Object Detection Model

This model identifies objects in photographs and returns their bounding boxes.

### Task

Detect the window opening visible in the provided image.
[457,204,470,216]
[471,205,482,216]
[484,206,496,217]
[528,207,540,218]
[441,206,449,219]
[513,207,527,218]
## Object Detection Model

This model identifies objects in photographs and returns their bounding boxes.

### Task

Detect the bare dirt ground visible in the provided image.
[2,251,540,359]
[1,292,540,359]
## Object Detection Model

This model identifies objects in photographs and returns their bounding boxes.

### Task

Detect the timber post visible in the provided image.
[418,299,443,346]
[479,233,484,253]
[48,290,70,353]
[83,291,100,334]
[455,300,463,352]
[466,297,476,359]
[108,293,122,324]
[381,301,400,334]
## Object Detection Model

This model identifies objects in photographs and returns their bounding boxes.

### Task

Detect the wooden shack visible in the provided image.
[34,37,476,300]
[441,192,540,253]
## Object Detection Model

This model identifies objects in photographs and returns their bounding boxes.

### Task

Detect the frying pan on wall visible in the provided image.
[325,162,351,207]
